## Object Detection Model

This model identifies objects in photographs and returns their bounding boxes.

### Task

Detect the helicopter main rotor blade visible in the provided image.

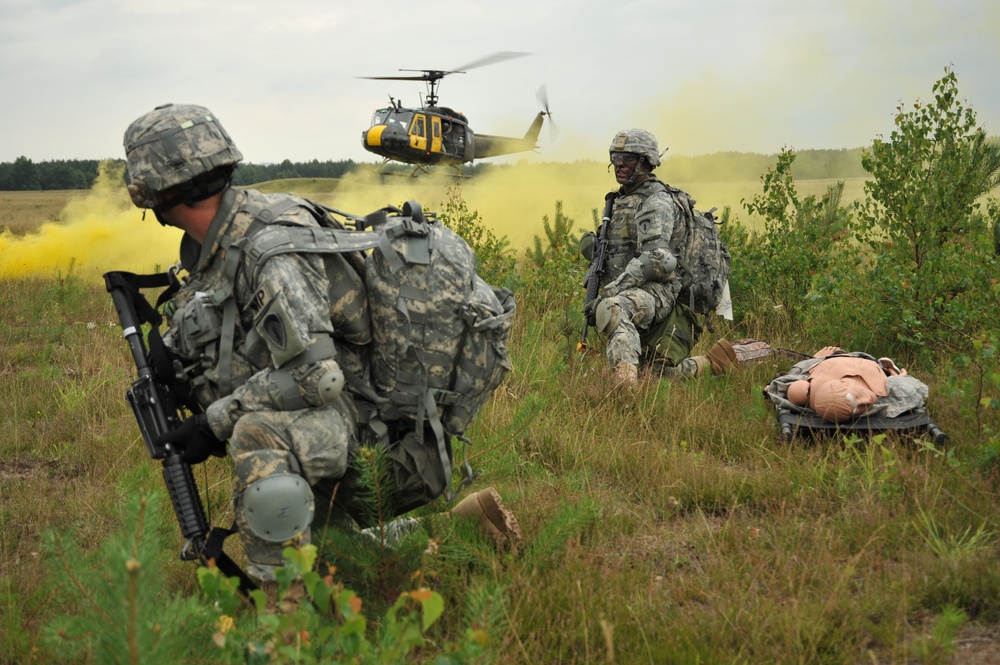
[360,75,440,81]
[451,51,531,73]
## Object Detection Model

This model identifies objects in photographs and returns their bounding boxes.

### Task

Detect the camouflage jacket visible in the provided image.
[599,176,686,296]
[162,187,367,439]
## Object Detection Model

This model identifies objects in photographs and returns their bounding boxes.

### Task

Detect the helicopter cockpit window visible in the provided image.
[374,109,413,129]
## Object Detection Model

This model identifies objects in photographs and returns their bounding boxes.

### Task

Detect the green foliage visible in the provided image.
[437,184,518,290]
[0,157,108,190]
[198,543,488,665]
[723,147,851,326]
[38,489,489,665]
[517,201,588,351]
[315,446,432,610]
[908,605,968,664]
[41,492,216,664]
[809,67,999,359]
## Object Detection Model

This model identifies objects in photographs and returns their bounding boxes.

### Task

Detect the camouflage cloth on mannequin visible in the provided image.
[162,187,365,582]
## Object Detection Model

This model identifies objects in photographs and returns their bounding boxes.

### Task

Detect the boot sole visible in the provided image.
[478,488,523,548]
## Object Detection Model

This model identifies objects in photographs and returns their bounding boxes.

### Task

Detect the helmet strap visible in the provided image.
[624,159,645,188]
[151,166,234,219]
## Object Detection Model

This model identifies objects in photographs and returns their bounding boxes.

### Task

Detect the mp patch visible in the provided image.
[247,283,273,322]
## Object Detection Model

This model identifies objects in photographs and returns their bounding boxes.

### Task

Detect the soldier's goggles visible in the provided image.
[610,152,640,167]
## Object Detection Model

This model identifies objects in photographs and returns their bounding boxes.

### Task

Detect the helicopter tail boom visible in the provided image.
[472,112,545,160]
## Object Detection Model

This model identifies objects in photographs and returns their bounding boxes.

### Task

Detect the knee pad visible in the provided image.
[596,298,628,335]
[242,473,315,543]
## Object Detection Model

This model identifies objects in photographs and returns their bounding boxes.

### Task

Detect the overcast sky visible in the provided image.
[2,0,997,165]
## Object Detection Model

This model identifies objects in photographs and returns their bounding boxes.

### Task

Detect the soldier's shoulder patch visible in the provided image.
[247,283,273,322]
[638,219,652,235]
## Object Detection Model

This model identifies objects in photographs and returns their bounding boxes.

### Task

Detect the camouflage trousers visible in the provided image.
[229,396,358,582]
[598,285,671,368]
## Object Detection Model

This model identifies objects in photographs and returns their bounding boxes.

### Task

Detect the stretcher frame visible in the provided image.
[774,406,948,445]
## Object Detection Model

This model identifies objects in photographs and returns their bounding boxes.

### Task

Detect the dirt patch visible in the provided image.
[0,457,74,481]
[951,623,1000,665]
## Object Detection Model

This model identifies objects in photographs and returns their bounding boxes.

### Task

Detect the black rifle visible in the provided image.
[578,192,616,353]
[104,270,256,596]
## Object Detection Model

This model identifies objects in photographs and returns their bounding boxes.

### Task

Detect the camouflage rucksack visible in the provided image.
[664,185,731,316]
[236,199,515,511]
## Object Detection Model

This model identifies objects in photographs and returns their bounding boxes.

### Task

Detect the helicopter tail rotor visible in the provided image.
[536,84,559,143]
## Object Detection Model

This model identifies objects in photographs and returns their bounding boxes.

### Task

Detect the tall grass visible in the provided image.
[1,178,999,663]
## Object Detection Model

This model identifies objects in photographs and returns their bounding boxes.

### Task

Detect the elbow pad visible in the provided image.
[269,337,345,410]
[637,248,677,280]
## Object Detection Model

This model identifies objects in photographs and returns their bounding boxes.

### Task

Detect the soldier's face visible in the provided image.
[611,152,640,183]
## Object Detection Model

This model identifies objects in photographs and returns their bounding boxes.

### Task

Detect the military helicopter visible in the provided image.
[360,52,555,175]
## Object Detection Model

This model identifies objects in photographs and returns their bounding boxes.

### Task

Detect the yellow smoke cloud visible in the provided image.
[307,162,615,249]
[1,157,756,283]
[0,160,619,283]
[0,161,181,281]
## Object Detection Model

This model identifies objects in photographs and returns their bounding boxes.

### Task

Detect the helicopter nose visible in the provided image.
[364,124,407,151]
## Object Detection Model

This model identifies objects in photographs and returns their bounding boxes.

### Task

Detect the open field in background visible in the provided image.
[0,190,87,234]
[0,172,870,247]
[2,175,999,663]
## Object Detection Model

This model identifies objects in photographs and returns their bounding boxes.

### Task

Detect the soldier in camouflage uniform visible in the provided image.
[122,104,520,590]
[581,129,736,386]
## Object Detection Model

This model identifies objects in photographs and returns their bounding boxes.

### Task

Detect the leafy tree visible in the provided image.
[39,162,88,189]
[809,67,998,358]
[10,156,40,190]
[722,148,851,327]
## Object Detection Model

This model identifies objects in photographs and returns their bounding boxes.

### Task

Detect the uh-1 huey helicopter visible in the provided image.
[360,51,555,176]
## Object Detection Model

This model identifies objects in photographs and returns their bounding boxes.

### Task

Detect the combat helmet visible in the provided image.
[123,103,242,209]
[609,128,662,168]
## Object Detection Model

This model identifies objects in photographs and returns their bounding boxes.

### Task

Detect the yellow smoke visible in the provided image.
[0,161,181,280]
[1,158,758,283]
[306,162,615,249]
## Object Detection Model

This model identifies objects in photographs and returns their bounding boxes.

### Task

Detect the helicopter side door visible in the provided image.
[408,114,428,152]
[430,116,443,153]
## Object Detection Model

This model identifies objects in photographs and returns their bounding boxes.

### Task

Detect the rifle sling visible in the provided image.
[202,524,258,596]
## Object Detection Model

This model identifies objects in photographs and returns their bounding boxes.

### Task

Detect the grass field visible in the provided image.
[2,177,999,664]
[0,190,87,234]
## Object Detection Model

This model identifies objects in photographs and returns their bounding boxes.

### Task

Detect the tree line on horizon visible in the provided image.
[0,147,878,191]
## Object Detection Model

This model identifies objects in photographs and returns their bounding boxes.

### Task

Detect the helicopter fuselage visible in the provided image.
[362,105,473,166]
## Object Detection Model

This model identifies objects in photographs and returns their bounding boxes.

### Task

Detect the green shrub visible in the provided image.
[438,184,518,291]
[723,147,851,329]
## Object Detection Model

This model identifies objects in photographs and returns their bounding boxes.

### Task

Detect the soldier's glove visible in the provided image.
[601,273,632,299]
[602,259,647,298]
[154,413,227,465]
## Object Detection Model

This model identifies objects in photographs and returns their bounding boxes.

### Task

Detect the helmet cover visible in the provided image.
[609,128,662,168]
[123,103,242,207]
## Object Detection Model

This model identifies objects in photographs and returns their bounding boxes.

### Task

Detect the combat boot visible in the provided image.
[259,579,307,614]
[705,339,737,375]
[614,361,639,387]
[450,487,523,549]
